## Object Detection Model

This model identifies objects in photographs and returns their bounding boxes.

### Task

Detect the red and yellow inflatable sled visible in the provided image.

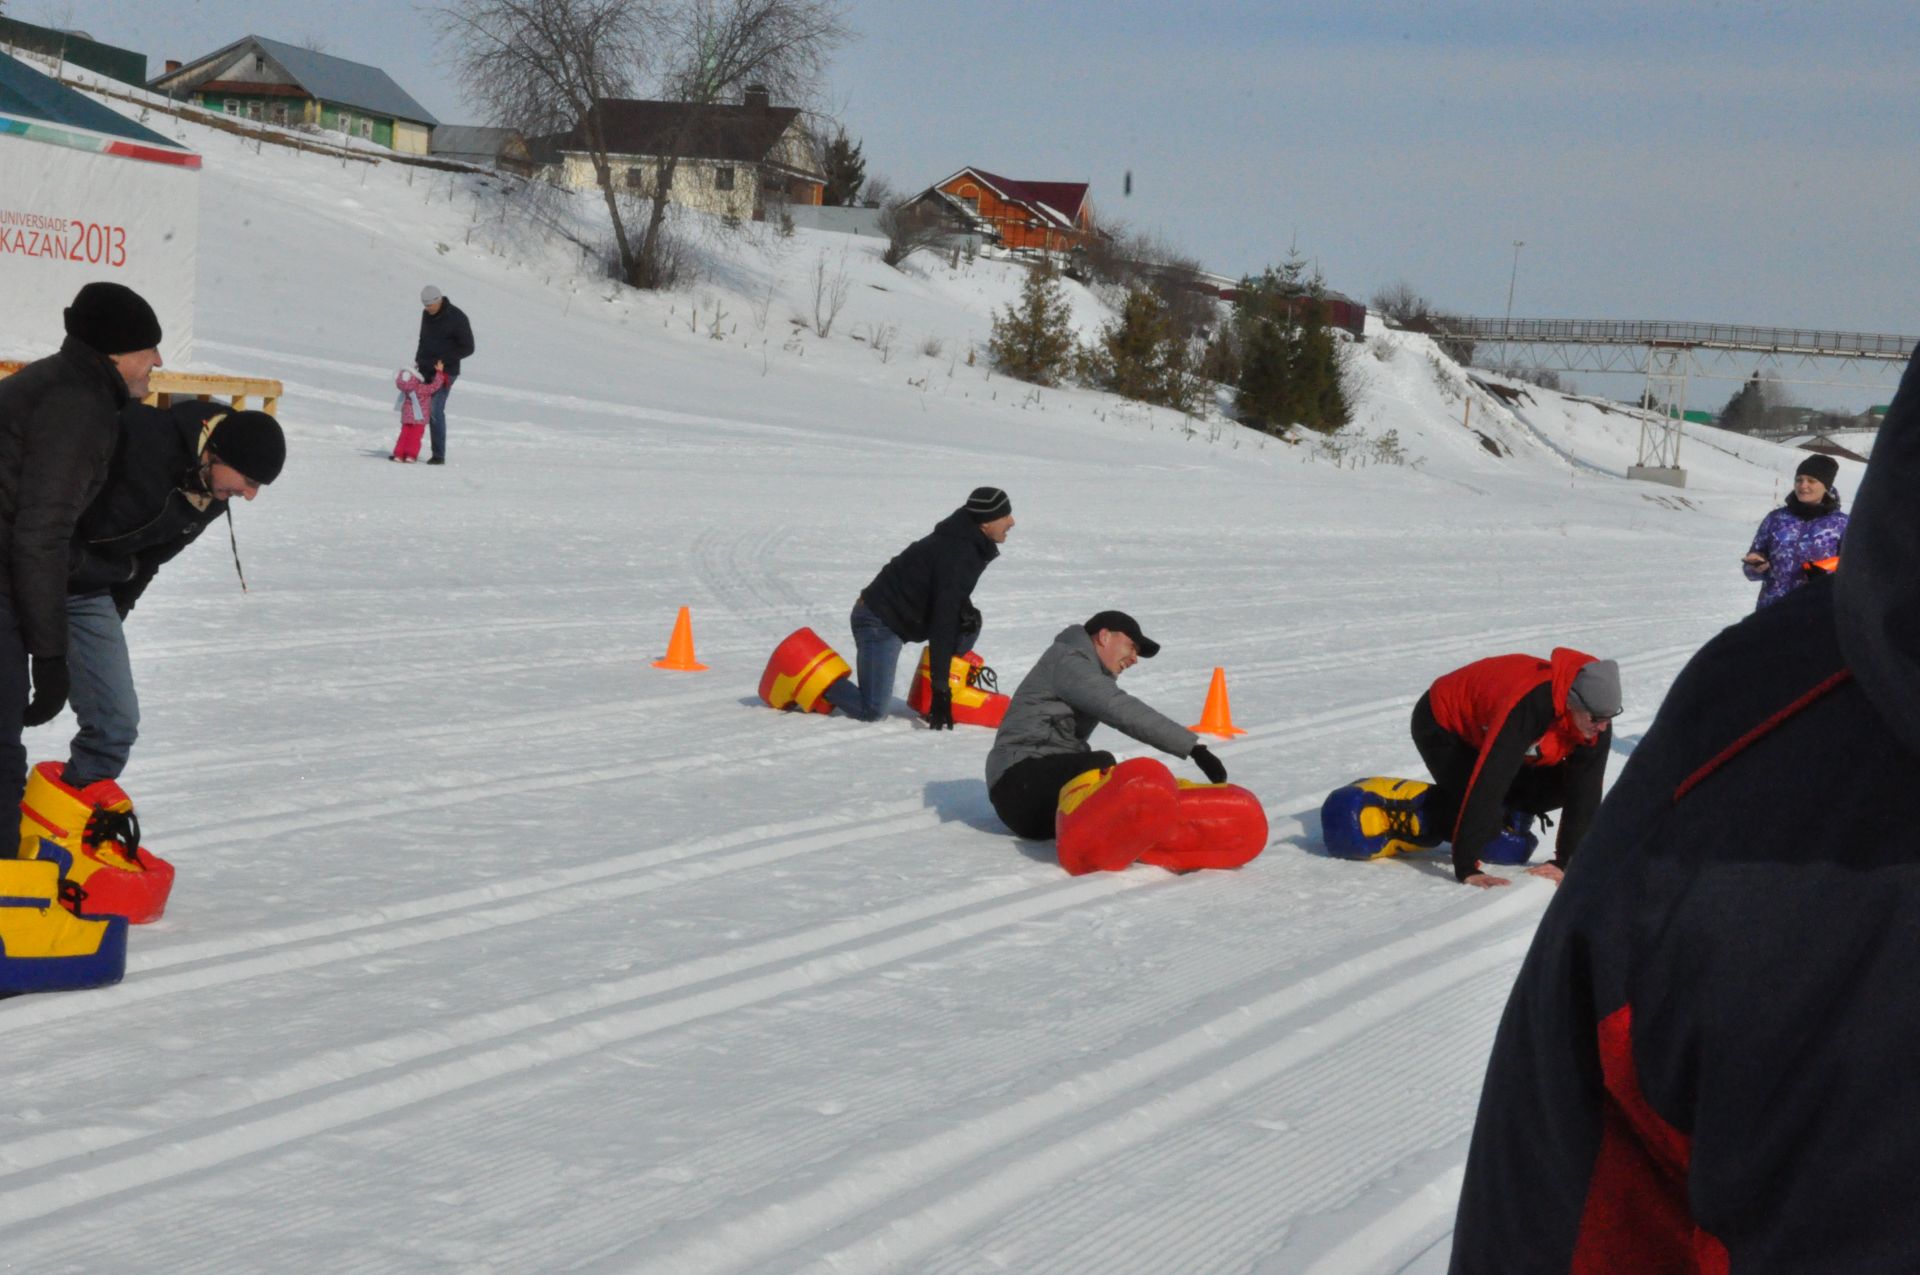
[758,627,851,714]
[19,762,173,924]
[0,857,128,994]
[1055,757,1268,875]
[905,648,1010,728]
[1319,776,1445,860]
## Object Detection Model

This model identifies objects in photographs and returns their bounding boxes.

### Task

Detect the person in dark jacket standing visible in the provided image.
[1451,347,1920,1274]
[1742,452,1849,610]
[820,487,1014,726]
[60,403,285,789]
[0,282,164,820]
[1412,648,1619,888]
[985,612,1226,839]
[414,285,474,465]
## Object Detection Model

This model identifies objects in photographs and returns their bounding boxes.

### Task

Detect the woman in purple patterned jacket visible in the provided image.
[1742,454,1848,610]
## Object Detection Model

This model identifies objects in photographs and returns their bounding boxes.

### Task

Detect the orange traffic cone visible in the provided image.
[652,606,709,671]
[1189,667,1247,738]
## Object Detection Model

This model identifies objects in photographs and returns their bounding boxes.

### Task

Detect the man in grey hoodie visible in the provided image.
[985,611,1228,838]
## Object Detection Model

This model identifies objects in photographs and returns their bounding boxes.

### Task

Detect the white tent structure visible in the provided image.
[0,52,200,366]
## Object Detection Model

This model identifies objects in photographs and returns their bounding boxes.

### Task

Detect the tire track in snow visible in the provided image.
[0,868,1156,1227]
[606,886,1548,1275]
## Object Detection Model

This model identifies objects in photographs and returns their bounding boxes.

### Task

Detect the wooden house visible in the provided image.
[902,168,1092,252]
[150,35,437,155]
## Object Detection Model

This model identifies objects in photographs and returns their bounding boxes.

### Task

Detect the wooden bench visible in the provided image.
[0,361,282,416]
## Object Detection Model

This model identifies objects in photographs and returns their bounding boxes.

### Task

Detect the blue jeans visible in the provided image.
[428,377,454,460]
[821,600,978,722]
[0,595,26,833]
[64,592,139,787]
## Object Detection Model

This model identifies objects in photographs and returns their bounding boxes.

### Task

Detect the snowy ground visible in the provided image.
[0,87,1861,1273]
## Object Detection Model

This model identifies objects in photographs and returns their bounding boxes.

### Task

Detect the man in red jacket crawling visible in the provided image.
[1412,648,1620,888]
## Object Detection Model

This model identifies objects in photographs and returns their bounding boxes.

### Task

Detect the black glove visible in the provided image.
[1190,743,1227,784]
[926,688,954,730]
[22,655,69,727]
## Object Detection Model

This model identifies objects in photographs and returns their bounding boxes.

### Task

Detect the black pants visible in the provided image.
[989,750,1118,840]
[1411,693,1570,837]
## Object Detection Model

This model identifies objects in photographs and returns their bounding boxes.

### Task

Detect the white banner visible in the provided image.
[0,129,199,368]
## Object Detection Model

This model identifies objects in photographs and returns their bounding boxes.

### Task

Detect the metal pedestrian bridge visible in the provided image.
[1424,318,1916,489]
[1431,317,1915,364]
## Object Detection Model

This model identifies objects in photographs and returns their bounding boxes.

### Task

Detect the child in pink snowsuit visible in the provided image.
[392,362,446,462]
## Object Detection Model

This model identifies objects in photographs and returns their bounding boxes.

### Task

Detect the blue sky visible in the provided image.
[26,0,1917,407]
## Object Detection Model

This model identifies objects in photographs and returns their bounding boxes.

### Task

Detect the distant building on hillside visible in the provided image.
[149,35,437,154]
[543,87,825,220]
[0,14,146,86]
[899,168,1092,253]
[430,125,534,175]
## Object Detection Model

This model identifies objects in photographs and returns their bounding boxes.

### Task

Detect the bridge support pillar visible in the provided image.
[1635,345,1690,486]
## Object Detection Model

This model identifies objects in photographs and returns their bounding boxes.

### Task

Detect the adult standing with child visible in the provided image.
[414,286,474,466]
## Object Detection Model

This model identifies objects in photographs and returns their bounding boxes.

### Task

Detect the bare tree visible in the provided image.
[439,0,653,284]
[1370,280,1431,326]
[810,247,850,335]
[879,201,948,267]
[627,0,851,287]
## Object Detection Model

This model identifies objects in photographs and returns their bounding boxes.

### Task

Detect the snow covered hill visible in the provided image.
[0,83,1863,1273]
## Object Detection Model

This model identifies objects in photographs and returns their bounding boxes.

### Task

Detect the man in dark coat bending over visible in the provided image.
[1451,347,1920,1272]
[822,486,1013,727]
[63,403,285,789]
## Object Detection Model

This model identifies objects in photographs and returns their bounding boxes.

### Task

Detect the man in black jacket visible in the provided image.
[414,285,475,465]
[60,404,285,789]
[1450,345,1920,1272]
[821,487,1014,727]
[0,282,164,818]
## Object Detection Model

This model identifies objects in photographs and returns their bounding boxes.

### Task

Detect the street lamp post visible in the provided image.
[1502,240,1524,372]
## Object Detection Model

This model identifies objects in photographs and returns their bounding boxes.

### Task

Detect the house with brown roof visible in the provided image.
[901,168,1092,252]
[550,87,823,220]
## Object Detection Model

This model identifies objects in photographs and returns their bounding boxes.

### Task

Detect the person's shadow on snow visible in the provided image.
[922,778,1057,865]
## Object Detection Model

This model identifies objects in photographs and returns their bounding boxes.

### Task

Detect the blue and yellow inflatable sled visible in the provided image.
[1320,777,1447,860]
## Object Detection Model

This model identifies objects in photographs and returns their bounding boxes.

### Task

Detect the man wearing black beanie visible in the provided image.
[0,281,165,823]
[57,405,285,795]
[819,486,1015,728]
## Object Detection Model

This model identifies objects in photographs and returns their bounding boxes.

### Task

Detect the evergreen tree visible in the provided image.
[821,131,866,207]
[1084,288,1197,411]
[989,261,1076,386]
[1229,251,1349,434]
[1719,374,1771,434]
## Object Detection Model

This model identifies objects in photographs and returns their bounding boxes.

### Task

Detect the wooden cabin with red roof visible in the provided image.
[902,168,1092,252]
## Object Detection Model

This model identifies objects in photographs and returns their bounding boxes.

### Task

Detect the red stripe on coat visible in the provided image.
[1673,669,1852,803]
[1570,1005,1729,1274]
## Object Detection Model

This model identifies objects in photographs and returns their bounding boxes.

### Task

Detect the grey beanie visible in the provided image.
[1568,659,1622,719]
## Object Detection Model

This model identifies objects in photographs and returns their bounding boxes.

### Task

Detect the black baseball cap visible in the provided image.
[1084,610,1160,658]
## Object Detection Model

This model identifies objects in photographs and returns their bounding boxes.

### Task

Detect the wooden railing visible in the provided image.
[0,361,282,415]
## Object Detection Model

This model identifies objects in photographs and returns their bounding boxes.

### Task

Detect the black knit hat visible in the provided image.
[1084,610,1160,658]
[63,282,162,355]
[209,411,286,485]
[1795,454,1840,488]
[964,486,1012,523]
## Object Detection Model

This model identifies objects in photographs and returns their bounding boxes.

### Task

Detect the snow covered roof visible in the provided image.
[150,34,438,127]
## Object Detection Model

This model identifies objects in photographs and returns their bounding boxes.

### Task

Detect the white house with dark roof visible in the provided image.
[149,35,437,154]
[548,87,824,220]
